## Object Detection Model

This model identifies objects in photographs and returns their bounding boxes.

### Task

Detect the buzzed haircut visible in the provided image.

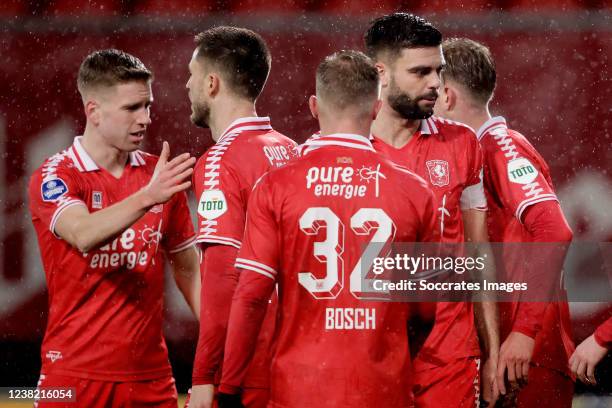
[316,50,379,112]
[194,26,271,101]
[441,38,497,105]
[77,49,152,96]
[364,13,442,60]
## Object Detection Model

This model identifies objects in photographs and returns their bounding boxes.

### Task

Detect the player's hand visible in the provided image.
[569,334,608,385]
[142,141,195,205]
[188,384,215,408]
[217,392,244,408]
[480,355,499,406]
[496,331,535,393]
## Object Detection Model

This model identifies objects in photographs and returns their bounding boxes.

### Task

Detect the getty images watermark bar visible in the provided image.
[351,242,612,302]
[1,387,76,402]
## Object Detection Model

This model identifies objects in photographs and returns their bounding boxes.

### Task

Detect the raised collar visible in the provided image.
[218,116,272,143]
[301,133,375,156]
[477,116,507,140]
[68,136,145,172]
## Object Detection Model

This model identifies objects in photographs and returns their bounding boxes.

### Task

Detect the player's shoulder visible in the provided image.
[431,116,478,143]
[29,147,78,199]
[32,147,78,180]
[265,129,297,145]
[480,124,534,154]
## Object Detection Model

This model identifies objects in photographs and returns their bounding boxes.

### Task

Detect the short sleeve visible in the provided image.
[28,164,87,236]
[482,131,557,222]
[193,154,245,249]
[460,132,487,211]
[234,176,280,280]
[162,191,196,253]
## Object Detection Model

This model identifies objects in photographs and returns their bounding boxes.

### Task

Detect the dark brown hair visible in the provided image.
[364,13,442,61]
[194,26,271,101]
[77,49,152,95]
[442,38,497,105]
[316,50,379,112]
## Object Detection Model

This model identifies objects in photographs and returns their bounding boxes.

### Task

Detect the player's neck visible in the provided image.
[210,100,258,142]
[371,103,421,148]
[319,118,371,139]
[81,125,130,177]
[457,104,492,135]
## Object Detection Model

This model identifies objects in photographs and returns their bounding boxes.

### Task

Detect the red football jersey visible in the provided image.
[371,116,484,366]
[192,117,298,387]
[478,116,574,375]
[28,136,196,381]
[222,133,437,407]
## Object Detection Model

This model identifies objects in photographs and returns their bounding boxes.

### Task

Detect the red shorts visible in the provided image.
[185,386,269,408]
[413,358,480,408]
[34,373,177,408]
[498,365,573,408]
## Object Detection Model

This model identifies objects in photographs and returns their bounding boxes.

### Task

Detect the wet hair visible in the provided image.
[442,38,497,105]
[194,26,271,101]
[316,50,379,112]
[77,49,152,95]
[364,13,442,61]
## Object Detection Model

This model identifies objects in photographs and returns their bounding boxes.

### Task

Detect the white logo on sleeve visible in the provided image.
[198,189,228,220]
[41,178,68,201]
[507,158,538,184]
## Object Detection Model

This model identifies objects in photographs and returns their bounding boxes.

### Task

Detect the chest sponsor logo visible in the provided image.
[41,178,68,201]
[88,226,158,270]
[426,160,450,187]
[507,157,538,184]
[198,189,227,220]
[92,191,103,209]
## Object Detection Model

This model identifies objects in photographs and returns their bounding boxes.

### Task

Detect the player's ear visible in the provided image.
[445,85,456,111]
[84,99,101,126]
[375,62,389,88]
[308,95,319,119]
[208,73,220,97]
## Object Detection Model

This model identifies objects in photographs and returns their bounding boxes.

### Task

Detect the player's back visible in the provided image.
[479,122,556,243]
[192,117,298,389]
[478,117,574,375]
[194,117,297,248]
[252,134,435,407]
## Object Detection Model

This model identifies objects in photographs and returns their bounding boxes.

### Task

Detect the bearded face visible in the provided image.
[190,99,211,128]
[387,73,438,120]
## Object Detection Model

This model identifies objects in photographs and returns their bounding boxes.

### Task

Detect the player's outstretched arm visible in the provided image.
[463,209,500,403]
[55,142,195,253]
[169,246,201,320]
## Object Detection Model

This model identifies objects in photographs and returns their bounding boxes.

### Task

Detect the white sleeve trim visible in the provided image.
[195,235,241,249]
[50,200,87,236]
[235,258,277,280]
[460,179,488,211]
[168,236,197,254]
[515,194,558,223]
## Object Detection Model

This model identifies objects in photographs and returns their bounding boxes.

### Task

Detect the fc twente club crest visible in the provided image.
[426,160,450,187]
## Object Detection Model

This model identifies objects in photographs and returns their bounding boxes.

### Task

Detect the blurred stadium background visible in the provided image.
[0,0,611,406]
